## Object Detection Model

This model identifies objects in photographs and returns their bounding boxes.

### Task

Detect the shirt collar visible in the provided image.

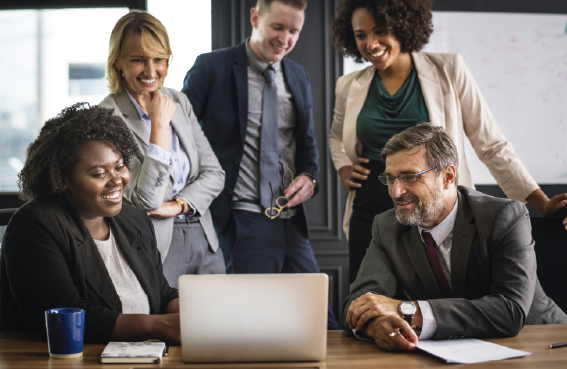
[245,38,281,75]
[125,89,150,123]
[418,197,459,246]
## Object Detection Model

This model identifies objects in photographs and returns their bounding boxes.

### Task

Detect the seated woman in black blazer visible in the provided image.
[0,103,180,343]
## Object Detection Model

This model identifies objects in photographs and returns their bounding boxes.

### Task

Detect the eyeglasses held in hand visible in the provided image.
[377,166,438,185]
[264,166,294,220]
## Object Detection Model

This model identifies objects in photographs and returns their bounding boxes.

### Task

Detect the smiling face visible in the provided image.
[114,36,168,100]
[63,140,130,223]
[351,7,404,71]
[249,1,305,64]
[384,148,453,229]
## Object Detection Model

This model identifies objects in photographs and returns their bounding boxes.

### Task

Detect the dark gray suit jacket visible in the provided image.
[0,197,178,343]
[343,186,567,339]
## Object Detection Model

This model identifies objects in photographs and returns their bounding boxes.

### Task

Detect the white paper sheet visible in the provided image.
[417,339,531,364]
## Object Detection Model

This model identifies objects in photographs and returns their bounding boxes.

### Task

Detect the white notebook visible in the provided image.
[101,341,166,364]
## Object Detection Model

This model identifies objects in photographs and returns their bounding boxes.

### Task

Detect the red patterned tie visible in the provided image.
[422,231,453,298]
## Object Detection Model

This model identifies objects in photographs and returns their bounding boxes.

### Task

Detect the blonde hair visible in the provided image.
[107,10,172,95]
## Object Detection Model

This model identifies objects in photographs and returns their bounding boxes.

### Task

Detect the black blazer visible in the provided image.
[182,41,319,235]
[0,196,178,343]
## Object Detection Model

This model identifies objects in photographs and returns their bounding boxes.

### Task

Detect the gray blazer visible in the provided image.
[343,186,567,339]
[100,88,225,260]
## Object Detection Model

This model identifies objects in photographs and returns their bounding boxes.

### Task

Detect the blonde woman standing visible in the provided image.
[100,11,226,287]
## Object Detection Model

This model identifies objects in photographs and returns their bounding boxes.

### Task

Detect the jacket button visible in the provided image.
[227,188,234,195]
[157,177,163,183]
[159,171,166,177]
[156,182,162,187]
[234,158,241,164]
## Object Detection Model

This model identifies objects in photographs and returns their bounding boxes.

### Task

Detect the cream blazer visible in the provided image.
[329,52,538,237]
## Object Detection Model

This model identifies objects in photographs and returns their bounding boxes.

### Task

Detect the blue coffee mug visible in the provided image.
[45,308,85,358]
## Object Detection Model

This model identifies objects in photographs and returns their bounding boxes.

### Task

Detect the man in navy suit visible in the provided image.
[182,0,337,327]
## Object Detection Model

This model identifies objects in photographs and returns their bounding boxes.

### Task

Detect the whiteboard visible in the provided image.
[344,12,567,185]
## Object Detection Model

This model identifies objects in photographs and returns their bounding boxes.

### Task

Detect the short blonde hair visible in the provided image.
[107,10,172,95]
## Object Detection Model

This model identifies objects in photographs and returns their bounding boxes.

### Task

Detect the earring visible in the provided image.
[121,71,124,77]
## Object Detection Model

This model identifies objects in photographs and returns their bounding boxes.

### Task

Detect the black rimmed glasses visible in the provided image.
[264,166,294,220]
[377,166,438,185]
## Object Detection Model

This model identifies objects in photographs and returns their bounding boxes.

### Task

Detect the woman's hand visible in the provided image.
[143,90,176,151]
[111,312,181,344]
[153,313,181,344]
[147,200,182,219]
[526,189,567,229]
[338,157,370,191]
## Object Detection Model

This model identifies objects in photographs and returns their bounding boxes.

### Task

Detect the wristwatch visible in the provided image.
[174,197,186,215]
[398,301,416,325]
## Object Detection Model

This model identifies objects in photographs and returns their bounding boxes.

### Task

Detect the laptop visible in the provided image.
[178,273,328,363]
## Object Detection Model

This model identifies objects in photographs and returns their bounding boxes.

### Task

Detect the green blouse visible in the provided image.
[356,67,430,160]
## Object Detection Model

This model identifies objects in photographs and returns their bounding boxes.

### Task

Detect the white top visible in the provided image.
[93,228,150,314]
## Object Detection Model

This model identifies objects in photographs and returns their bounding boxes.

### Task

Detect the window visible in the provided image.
[0,2,212,193]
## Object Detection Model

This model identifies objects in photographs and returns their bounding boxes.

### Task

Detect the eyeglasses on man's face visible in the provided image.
[377,166,439,185]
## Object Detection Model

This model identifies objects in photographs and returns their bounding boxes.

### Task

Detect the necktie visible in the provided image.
[259,67,279,210]
[422,231,453,298]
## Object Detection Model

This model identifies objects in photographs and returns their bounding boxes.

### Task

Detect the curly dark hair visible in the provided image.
[18,102,138,201]
[331,0,433,63]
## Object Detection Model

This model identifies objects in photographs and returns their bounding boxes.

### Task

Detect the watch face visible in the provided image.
[399,301,416,315]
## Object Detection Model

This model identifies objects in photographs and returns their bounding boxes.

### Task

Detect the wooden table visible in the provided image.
[2,325,567,368]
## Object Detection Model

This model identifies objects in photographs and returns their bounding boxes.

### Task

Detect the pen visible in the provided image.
[164,344,169,356]
[548,342,567,349]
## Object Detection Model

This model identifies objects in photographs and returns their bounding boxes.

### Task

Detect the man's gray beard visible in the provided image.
[394,185,444,227]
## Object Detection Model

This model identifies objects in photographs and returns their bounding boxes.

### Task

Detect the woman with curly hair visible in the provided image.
[100,11,226,286]
[0,103,181,344]
[330,0,567,283]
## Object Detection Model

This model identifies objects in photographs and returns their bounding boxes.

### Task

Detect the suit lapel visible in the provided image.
[402,226,444,299]
[344,66,374,161]
[450,191,476,298]
[412,52,445,129]
[115,91,151,151]
[233,43,249,149]
[108,215,160,313]
[69,212,123,311]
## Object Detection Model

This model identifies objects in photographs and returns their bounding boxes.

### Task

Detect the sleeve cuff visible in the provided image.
[147,143,171,165]
[351,328,371,341]
[176,196,197,216]
[417,300,438,340]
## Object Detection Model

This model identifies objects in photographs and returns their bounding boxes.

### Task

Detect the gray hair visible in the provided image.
[381,123,459,185]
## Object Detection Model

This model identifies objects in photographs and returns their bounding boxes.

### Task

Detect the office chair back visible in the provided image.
[0,208,17,331]
[0,208,17,249]
[531,217,567,314]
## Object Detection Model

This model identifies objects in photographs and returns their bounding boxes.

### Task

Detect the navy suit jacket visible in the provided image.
[182,41,319,234]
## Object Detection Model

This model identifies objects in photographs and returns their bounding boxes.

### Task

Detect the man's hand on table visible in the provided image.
[347,292,423,351]
[346,293,403,330]
[363,315,418,352]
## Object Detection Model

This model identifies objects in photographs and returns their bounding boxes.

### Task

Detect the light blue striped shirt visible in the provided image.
[126,90,195,216]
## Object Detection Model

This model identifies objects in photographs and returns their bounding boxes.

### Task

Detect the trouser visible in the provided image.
[349,160,393,284]
[162,216,226,289]
[218,209,339,329]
